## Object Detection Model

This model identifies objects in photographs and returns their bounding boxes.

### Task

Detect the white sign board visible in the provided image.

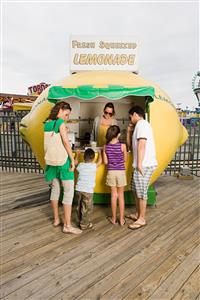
[70,36,138,73]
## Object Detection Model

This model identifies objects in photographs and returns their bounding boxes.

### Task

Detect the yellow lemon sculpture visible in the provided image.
[20,71,188,204]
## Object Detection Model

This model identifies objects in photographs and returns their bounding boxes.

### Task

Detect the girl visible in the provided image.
[44,101,82,234]
[103,125,127,226]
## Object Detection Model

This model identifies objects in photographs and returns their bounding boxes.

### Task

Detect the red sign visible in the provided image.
[28,82,50,96]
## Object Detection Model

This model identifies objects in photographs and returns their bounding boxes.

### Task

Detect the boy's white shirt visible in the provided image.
[76,162,97,193]
[132,119,158,168]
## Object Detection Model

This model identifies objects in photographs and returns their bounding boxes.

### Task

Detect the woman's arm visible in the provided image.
[90,116,98,142]
[59,123,75,169]
[102,145,108,165]
[121,143,128,162]
[74,150,81,166]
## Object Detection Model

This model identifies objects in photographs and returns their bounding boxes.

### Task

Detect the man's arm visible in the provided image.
[137,138,146,175]
[126,124,134,151]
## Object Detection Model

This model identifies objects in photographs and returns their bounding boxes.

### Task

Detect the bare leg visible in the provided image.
[137,198,146,224]
[111,186,118,223]
[128,198,146,229]
[118,187,125,225]
[63,204,72,227]
[62,180,74,227]
[134,192,140,218]
[50,178,61,225]
[51,200,60,225]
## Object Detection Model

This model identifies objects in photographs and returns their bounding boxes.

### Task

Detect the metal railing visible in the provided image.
[0,110,199,176]
[164,118,200,177]
[0,110,43,173]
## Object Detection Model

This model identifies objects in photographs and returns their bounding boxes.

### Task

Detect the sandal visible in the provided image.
[125,213,138,221]
[120,219,126,226]
[80,223,93,230]
[107,216,118,225]
[128,222,146,230]
[53,220,61,227]
[63,226,82,234]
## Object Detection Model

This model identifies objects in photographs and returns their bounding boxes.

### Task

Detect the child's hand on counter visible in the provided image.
[97,148,102,155]
[76,149,81,156]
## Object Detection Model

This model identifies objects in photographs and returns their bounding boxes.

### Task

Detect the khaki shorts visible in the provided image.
[106,170,127,187]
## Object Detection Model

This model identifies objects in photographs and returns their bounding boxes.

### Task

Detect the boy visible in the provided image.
[75,148,102,230]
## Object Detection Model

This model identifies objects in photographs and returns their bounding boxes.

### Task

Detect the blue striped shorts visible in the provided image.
[131,166,156,200]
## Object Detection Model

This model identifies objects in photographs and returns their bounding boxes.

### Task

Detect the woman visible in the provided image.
[44,101,82,234]
[90,102,117,147]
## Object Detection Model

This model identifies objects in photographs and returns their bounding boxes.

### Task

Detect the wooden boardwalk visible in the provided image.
[0,172,200,300]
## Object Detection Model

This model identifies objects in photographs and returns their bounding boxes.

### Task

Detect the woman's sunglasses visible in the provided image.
[104,111,113,116]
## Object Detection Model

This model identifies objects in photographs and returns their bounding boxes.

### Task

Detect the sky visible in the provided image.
[1,1,199,109]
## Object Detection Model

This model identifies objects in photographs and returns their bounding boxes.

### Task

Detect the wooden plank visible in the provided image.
[147,245,200,300]
[1,184,198,276]
[1,188,196,257]
[74,225,200,300]
[123,235,200,299]
[1,173,199,299]
[2,201,199,299]
[1,207,108,276]
[51,216,200,300]
[0,178,46,195]
[173,266,200,300]
[1,220,126,296]
[2,210,51,241]
[1,189,194,267]
[1,200,50,220]
[0,174,47,196]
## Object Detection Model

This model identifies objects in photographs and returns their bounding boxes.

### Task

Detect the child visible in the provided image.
[75,148,102,230]
[103,125,127,226]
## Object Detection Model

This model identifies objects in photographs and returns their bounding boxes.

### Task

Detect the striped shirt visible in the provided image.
[105,142,125,171]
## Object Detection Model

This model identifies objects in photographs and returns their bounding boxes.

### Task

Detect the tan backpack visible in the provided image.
[44,120,68,166]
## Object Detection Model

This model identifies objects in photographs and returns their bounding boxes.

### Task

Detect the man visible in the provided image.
[126,106,157,229]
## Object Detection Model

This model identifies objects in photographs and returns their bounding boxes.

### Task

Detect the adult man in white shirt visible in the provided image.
[126,106,157,229]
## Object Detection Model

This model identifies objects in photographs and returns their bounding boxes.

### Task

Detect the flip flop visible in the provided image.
[107,216,118,225]
[125,214,138,221]
[80,222,93,230]
[128,222,146,230]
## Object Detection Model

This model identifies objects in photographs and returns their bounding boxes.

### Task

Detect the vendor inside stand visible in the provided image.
[65,95,147,152]
[90,102,117,147]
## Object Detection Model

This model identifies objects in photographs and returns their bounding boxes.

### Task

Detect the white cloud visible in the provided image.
[1,1,199,108]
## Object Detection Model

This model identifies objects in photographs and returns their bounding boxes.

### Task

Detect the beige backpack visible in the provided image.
[44,121,68,166]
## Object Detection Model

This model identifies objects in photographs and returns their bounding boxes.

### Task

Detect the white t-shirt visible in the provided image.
[132,119,158,168]
[75,162,97,193]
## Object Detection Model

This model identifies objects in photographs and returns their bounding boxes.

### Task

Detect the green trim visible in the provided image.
[93,185,156,206]
[48,85,155,103]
